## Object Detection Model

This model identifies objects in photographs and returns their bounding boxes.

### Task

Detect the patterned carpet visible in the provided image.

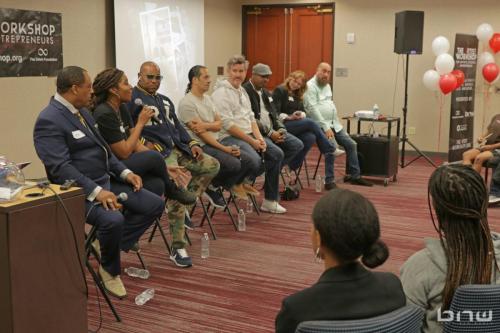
[87,148,500,333]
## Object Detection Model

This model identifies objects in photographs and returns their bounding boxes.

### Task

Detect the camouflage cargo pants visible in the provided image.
[164,148,220,249]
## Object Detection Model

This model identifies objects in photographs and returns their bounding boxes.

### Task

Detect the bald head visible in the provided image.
[316,62,332,86]
[138,61,162,94]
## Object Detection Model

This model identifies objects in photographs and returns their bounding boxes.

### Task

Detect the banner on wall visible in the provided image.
[0,8,62,77]
[448,34,478,162]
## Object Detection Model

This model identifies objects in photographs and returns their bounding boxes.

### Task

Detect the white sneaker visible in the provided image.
[260,200,287,214]
[334,148,345,157]
[488,195,500,205]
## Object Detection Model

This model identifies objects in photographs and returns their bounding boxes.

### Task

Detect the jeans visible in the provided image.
[202,143,250,188]
[285,118,336,184]
[334,128,361,179]
[222,135,283,201]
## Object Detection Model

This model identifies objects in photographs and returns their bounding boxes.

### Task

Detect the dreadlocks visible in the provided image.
[92,68,124,109]
[428,164,497,309]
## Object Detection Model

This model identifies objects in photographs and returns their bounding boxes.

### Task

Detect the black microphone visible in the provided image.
[134,98,161,124]
[117,192,128,202]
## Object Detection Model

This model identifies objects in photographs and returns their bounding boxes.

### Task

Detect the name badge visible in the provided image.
[288,96,294,101]
[268,97,273,102]
[72,130,86,139]
[120,125,125,133]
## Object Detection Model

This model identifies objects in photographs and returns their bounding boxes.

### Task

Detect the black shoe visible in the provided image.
[324,182,337,191]
[203,189,226,209]
[167,187,197,205]
[184,214,195,230]
[343,175,352,183]
[349,177,373,187]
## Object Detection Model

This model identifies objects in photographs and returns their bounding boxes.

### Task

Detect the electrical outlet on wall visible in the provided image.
[408,127,416,135]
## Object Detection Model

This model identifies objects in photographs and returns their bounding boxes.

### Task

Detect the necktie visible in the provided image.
[75,112,88,129]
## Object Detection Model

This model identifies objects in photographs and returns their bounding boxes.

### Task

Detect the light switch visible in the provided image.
[335,68,348,77]
[346,33,355,44]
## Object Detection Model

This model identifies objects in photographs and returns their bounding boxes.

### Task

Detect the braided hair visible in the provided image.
[186,65,207,94]
[428,164,497,309]
[91,68,124,109]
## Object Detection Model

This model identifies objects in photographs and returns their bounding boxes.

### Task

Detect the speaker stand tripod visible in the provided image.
[400,54,437,168]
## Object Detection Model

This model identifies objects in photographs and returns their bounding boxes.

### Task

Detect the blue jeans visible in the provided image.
[334,128,361,179]
[202,143,250,188]
[274,132,304,168]
[222,135,283,201]
[285,118,336,184]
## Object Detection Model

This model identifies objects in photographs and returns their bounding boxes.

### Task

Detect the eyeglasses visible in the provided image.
[143,74,163,81]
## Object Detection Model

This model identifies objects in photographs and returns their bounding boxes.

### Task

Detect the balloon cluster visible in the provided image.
[476,23,500,84]
[423,36,464,95]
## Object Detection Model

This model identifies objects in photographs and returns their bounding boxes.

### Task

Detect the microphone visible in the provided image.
[134,98,161,124]
[117,192,128,202]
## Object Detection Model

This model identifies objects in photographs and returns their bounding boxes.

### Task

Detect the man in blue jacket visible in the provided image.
[33,66,164,299]
[128,61,219,268]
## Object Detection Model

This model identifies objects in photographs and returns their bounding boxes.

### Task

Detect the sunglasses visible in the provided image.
[143,74,163,81]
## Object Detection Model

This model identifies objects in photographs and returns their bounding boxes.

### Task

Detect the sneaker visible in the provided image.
[184,213,194,230]
[167,186,197,205]
[231,183,248,199]
[98,265,127,299]
[324,182,337,191]
[170,248,193,268]
[488,195,500,205]
[349,177,373,187]
[203,189,226,209]
[334,148,346,157]
[242,183,260,196]
[260,199,287,214]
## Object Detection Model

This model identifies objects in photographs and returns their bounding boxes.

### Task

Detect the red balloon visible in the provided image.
[482,63,500,83]
[451,69,465,88]
[489,33,500,53]
[439,74,458,95]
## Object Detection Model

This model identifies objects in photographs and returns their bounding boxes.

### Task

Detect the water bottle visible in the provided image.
[245,199,253,213]
[315,175,323,193]
[201,232,210,258]
[135,288,155,306]
[124,267,150,279]
[238,209,246,231]
[372,104,380,119]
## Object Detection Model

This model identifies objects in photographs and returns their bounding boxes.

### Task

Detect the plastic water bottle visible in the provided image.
[124,267,150,279]
[315,175,323,193]
[238,209,246,231]
[245,199,253,213]
[372,104,380,119]
[135,288,155,306]
[201,232,210,258]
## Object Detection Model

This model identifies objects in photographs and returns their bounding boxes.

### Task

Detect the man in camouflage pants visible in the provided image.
[128,61,220,268]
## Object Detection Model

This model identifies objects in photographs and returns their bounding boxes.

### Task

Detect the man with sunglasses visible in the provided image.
[129,62,220,268]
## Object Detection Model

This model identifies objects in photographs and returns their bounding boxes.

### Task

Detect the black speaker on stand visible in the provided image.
[394,10,436,168]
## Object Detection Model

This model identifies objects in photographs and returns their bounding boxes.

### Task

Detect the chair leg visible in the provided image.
[184,229,192,246]
[198,198,217,240]
[313,153,322,180]
[135,251,147,270]
[303,159,311,187]
[223,190,238,231]
[86,260,121,322]
[249,194,260,215]
[147,223,158,243]
[153,219,171,254]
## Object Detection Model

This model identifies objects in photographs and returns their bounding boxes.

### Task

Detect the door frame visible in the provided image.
[241,2,335,83]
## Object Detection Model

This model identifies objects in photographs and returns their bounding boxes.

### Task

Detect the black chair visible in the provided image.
[443,284,500,333]
[295,305,424,333]
[484,155,500,184]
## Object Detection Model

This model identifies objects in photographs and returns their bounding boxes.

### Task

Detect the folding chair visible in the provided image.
[295,305,424,333]
[484,156,500,184]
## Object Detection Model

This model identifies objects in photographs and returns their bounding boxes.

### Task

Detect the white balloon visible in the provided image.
[432,36,450,56]
[478,51,495,68]
[476,23,494,42]
[435,54,455,75]
[422,69,440,91]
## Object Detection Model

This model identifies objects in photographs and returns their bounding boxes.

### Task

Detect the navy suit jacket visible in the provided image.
[33,97,127,196]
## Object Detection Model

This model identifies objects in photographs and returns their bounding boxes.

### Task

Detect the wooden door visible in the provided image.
[243,4,334,90]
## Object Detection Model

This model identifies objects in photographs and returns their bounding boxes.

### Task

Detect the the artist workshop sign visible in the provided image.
[0,8,62,77]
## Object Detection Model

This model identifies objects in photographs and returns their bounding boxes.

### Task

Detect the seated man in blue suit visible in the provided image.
[33,66,165,299]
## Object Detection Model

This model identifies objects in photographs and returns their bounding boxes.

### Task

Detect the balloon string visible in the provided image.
[483,83,490,133]
[437,93,444,153]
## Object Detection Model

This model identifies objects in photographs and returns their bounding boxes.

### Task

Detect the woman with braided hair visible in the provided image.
[92,68,196,205]
[401,164,500,333]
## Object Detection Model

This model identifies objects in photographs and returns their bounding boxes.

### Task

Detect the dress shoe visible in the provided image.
[349,177,373,187]
[242,183,260,196]
[99,265,127,299]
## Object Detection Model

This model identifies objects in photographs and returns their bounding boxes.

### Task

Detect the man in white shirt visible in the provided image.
[304,62,373,187]
[212,55,287,214]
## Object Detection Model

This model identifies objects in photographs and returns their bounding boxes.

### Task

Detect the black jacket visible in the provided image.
[242,80,285,136]
[275,262,406,333]
[272,84,306,116]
